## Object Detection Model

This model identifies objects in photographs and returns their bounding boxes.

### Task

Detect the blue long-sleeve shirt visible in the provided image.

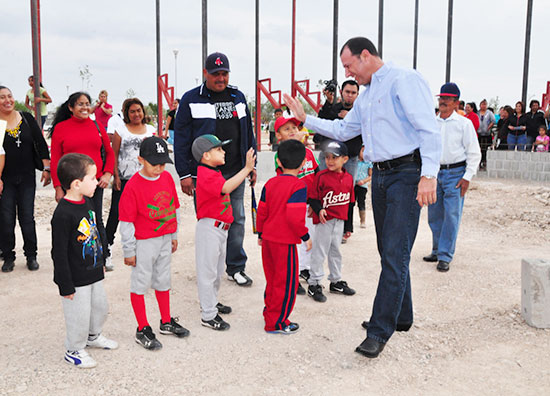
[304,62,441,177]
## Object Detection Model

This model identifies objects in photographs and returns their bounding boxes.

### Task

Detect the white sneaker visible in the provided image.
[105,245,114,271]
[64,349,97,368]
[87,334,119,350]
[228,271,253,286]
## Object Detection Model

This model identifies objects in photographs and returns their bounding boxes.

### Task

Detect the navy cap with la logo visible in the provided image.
[139,136,173,165]
[205,52,231,74]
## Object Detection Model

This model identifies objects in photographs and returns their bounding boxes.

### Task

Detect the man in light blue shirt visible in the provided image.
[284,36,441,358]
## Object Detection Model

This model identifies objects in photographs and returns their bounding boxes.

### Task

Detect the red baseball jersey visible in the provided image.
[195,164,233,223]
[256,174,309,245]
[119,171,180,240]
[310,169,354,224]
[275,147,318,196]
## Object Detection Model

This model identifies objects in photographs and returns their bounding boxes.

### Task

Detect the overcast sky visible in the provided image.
[3,0,549,114]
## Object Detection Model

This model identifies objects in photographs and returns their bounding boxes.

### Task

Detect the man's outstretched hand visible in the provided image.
[283,94,307,123]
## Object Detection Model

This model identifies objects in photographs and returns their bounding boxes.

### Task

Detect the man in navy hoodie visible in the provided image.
[174,52,257,287]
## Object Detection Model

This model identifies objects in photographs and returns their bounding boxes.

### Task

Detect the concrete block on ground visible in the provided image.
[536,162,544,172]
[511,161,519,171]
[522,171,530,180]
[519,162,529,171]
[506,151,516,160]
[503,161,511,170]
[544,163,550,172]
[521,259,550,328]
[514,171,522,179]
[528,162,536,171]
[495,160,503,169]
[488,170,497,178]
[497,170,507,178]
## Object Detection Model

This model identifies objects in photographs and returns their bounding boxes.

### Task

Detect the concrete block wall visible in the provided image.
[521,258,550,328]
[486,150,550,183]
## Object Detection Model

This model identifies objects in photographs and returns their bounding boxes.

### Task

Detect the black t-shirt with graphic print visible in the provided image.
[210,89,242,177]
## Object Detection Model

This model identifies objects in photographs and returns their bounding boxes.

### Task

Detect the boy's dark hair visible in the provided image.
[57,153,95,190]
[277,140,306,170]
[274,108,283,114]
[340,37,379,57]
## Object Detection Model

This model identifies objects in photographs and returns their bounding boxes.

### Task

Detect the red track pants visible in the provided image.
[262,240,299,331]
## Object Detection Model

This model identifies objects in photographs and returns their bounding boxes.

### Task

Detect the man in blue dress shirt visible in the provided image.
[284,36,441,358]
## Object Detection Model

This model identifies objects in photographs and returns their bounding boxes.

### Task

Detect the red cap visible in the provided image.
[274,117,301,132]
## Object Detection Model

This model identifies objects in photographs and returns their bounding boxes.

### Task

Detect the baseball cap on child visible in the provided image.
[274,116,301,132]
[192,134,232,162]
[205,52,231,74]
[322,140,348,157]
[139,136,173,165]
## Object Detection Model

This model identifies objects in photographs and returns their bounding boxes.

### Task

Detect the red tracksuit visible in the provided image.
[257,174,309,331]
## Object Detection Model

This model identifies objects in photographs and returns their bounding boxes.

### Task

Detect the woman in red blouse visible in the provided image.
[464,102,480,132]
[50,92,115,224]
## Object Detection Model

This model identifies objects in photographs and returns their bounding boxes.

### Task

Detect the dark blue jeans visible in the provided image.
[105,180,128,246]
[225,180,247,276]
[368,162,421,343]
[0,173,38,261]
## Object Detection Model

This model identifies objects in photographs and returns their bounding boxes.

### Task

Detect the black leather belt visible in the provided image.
[373,150,420,171]
[440,161,466,170]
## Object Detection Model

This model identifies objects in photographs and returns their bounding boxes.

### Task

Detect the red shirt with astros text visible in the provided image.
[118,171,180,240]
[196,164,234,224]
[310,169,354,224]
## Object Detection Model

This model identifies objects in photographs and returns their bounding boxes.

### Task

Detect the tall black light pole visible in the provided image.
[332,0,339,84]
[155,0,162,136]
[522,0,533,104]
[445,0,453,83]
[202,0,208,74]
[413,0,419,69]
[378,0,384,58]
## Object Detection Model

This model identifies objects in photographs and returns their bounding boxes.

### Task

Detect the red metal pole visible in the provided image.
[291,0,296,97]
[256,82,262,151]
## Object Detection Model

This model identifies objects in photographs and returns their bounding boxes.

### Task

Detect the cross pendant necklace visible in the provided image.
[15,137,22,148]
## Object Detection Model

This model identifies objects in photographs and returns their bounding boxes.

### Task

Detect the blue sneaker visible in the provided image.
[267,322,300,335]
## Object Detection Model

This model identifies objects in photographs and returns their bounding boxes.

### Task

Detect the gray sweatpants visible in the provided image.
[61,280,108,351]
[308,218,344,285]
[130,234,172,294]
[297,211,314,271]
[195,218,228,321]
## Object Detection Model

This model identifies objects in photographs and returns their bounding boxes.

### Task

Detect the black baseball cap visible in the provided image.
[139,136,173,165]
[192,134,232,162]
[437,82,460,99]
[322,140,348,157]
[205,52,231,74]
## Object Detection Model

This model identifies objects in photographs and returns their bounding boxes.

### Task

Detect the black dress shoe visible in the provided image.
[437,260,450,272]
[361,321,412,332]
[2,260,15,273]
[423,253,438,262]
[26,258,39,271]
[355,337,385,358]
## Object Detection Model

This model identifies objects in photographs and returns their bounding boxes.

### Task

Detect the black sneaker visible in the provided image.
[26,258,39,271]
[201,314,230,331]
[135,326,162,350]
[329,280,356,295]
[228,271,253,287]
[297,283,306,295]
[267,322,300,335]
[216,302,232,314]
[2,260,15,273]
[299,269,310,281]
[307,284,327,302]
[159,317,190,338]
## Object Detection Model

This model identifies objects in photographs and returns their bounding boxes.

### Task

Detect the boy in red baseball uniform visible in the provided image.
[307,140,356,303]
[273,116,319,295]
[257,140,312,334]
[119,137,189,350]
[192,134,256,331]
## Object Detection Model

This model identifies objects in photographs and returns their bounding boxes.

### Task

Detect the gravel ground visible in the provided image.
[1,176,549,395]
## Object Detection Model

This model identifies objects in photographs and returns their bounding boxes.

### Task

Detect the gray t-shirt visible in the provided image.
[117,124,154,180]
[477,110,495,136]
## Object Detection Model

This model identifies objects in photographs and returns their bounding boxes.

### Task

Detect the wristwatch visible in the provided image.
[423,175,436,179]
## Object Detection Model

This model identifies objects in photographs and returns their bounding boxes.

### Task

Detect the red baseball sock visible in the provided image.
[155,289,171,324]
[130,293,149,330]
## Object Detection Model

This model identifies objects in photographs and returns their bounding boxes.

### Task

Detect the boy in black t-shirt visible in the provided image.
[51,153,118,369]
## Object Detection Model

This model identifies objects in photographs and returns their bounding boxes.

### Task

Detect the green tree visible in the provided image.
[14,100,30,113]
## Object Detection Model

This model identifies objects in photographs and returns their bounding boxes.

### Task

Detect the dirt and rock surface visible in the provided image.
[1,175,549,395]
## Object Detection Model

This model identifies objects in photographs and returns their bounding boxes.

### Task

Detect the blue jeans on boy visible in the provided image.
[427,166,466,263]
[507,133,527,151]
[0,173,38,261]
[368,162,421,344]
